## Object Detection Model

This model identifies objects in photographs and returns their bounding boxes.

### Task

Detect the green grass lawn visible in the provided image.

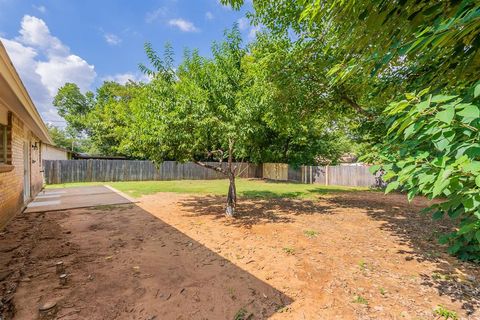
[46,179,369,199]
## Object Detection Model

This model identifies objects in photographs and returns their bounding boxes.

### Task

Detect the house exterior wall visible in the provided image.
[41,144,69,160]
[0,113,43,228]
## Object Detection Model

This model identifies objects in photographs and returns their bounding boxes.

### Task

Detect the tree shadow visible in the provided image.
[0,202,293,319]
[325,192,480,315]
[178,190,480,315]
[307,186,370,194]
[241,190,304,199]
[238,186,366,200]
[179,194,334,228]
[261,179,303,184]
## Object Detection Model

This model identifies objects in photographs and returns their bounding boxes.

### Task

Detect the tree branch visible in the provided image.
[339,94,372,118]
[194,161,227,175]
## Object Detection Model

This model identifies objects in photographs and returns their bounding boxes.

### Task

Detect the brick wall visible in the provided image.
[0,113,44,228]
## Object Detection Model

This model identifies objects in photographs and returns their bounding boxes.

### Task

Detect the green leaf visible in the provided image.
[448,241,461,254]
[435,107,455,124]
[403,123,416,138]
[463,161,480,174]
[448,208,463,219]
[457,223,475,235]
[474,84,480,98]
[382,170,396,181]
[457,105,480,119]
[418,87,430,97]
[476,175,480,187]
[405,92,416,100]
[432,178,450,197]
[369,164,381,174]
[476,231,480,244]
[407,187,418,201]
[432,211,444,220]
[438,234,450,244]
[430,95,457,103]
[465,146,480,158]
[385,181,399,193]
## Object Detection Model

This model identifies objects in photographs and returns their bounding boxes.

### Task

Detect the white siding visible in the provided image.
[41,144,69,160]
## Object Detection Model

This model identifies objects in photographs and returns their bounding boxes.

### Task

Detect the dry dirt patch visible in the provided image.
[0,191,479,319]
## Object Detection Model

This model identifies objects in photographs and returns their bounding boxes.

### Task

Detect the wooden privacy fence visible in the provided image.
[43,160,260,184]
[262,163,289,181]
[263,164,376,187]
[299,165,377,187]
[43,160,376,187]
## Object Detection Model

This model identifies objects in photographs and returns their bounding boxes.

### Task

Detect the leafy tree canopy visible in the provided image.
[220,0,480,259]
[223,0,480,92]
[46,124,93,154]
[122,27,350,214]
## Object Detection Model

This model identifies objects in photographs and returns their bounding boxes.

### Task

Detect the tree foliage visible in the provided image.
[53,83,94,135]
[53,81,142,157]
[121,27,350,215]
[223,0,479,91]
[371,86,480,260]
[220,0,480,258]
[46,124,93,153]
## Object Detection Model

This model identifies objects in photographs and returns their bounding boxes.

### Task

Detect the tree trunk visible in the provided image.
[194,139,237,217]
[225,172,236,217]
[225,138,236,217]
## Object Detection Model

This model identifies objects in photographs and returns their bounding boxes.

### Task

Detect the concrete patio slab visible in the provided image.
[25,185,135,213]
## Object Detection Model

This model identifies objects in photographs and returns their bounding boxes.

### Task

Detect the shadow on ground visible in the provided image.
[325,192,480,315]
[179,191,480,315]
[0,202,292,319]
[179,194,333,227]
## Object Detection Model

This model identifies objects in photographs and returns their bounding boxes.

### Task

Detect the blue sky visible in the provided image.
[0,0,254,124]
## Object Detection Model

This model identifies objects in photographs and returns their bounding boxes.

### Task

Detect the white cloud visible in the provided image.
[104,33,121,46]
[102,72,150,85]
[36,55,95,96]
[17,15,68,56]
[145,7,168,23]
[168,18,199,32]
[237,17,249,30]
[205,11,214,20]
[33,5,46,13]
[1,15,96,122]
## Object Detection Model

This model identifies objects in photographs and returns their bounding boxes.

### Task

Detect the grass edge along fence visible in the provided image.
[44,160,377,187]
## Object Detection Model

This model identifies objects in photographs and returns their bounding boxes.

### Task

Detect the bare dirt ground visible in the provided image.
[1,191,479,319]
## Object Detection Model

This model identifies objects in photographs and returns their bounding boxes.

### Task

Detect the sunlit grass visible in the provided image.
[46,178,369,198]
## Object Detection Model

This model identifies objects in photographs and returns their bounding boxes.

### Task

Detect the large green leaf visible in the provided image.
[385,181,399,194]
[457,105,480,119]
[457,223,475,235]
[463,161,480,174]
[435,107,455,124]
[430,95,458,103]
[369,164,381,174]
